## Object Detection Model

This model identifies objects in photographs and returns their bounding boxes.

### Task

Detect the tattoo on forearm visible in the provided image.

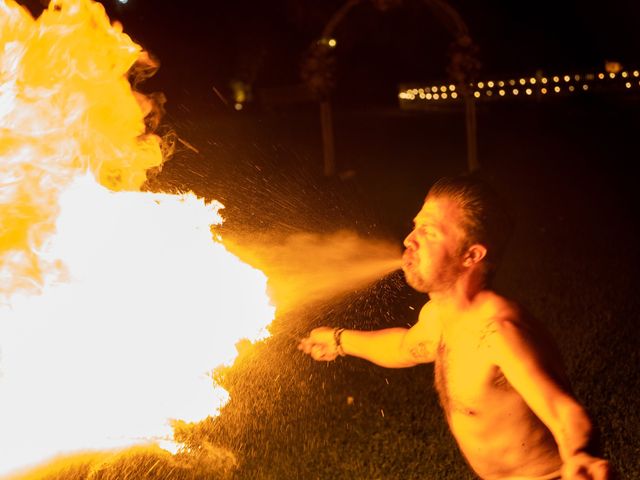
[411,342,429,359]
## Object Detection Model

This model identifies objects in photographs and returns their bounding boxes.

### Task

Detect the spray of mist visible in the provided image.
[225,230,403,314]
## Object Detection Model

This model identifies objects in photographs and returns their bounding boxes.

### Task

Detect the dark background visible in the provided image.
[22,0,640,109]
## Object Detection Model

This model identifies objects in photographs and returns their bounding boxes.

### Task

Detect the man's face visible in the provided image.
[402,196,466,294]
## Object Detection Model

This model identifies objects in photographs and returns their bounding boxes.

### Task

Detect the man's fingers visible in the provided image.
[311,344,327,360]
[590,460,612,480]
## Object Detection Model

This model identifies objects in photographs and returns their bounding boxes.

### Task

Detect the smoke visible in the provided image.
[225,230,403,314]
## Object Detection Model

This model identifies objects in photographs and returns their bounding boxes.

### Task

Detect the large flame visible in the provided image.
[0,0,274,476]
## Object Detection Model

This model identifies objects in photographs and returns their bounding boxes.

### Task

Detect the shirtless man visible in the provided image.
[298,176,611,480]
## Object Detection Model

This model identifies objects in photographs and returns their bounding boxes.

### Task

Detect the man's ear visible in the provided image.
[463,244,487,267]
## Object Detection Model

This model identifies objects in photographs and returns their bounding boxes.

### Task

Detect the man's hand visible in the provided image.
[562,452,613,479]
[298,327,339,361]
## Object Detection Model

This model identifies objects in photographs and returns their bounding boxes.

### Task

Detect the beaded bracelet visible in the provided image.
[333,327,346,357]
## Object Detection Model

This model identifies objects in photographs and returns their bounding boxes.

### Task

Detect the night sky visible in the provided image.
[21,0,639,109]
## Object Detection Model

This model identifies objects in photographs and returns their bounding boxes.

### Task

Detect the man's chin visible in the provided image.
[402,269,429,293]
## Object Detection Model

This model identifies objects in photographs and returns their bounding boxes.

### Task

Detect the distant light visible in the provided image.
[529,77,537,84]
[498,80,505,87]
[541,88,548,94]
[625,82,632,88]
[433,93,440,100]
[554,86,561,93]
[426,93,432,100]
[552,76,560,83]
[234,103,243,111]
[441,92,448,99]
[621,71,629,78]
[525,88,532,95]
[609,72,616,79]
[328,38,337,48]
[440,86,447,92]
[568,85,575,92]
[449,84,456,91]
[582,84,589,91]
[597,73,605,79]
[634,71,640,77]
[418,88,425,94]
[431,86,438,93]
[477,81,485,88]
[508,79,516,86]
[541,77,548,84]
[451,92,458,99]
[487,81,495,88]
[498,89,505,96]
[574,74,581,81]
[419,92,425,99]
[519,78,526,85]
[563,75,571,82]
[118,0,128,3]
[513,88,519,95]
[486,90,493,96]
[474,91,481,98]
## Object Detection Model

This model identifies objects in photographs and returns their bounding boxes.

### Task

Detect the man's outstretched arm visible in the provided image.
[298,304,440,368]
[488,316,612,480]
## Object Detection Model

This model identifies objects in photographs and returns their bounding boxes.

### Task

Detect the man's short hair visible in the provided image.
[427,175,514,279]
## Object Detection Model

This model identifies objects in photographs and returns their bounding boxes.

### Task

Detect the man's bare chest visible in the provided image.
[434,329,510,416]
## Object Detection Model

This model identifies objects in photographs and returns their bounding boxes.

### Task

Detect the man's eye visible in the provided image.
[423,228,437,239]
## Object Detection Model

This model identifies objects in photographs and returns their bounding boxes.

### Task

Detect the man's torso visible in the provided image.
[424,294,564,479]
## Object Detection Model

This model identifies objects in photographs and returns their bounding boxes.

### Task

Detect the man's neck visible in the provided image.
[428,271,486,312]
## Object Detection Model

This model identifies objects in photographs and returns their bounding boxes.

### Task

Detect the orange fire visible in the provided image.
[0,0,274,477]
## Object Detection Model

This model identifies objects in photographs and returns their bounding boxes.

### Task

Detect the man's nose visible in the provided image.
[403,229,416,248]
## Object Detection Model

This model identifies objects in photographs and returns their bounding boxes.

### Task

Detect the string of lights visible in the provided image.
[398,69,640,106]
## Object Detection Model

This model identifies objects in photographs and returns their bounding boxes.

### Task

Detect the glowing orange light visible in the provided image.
[0,0,275,476]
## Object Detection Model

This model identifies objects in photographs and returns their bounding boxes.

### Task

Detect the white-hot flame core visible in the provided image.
[0,0,275,476]
[0,175,274,477]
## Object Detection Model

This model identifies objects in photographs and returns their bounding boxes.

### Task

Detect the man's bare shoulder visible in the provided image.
[472,292,564,371]
[472,290,525,327]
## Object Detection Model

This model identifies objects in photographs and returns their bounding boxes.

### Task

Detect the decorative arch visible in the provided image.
[300,0,480,176]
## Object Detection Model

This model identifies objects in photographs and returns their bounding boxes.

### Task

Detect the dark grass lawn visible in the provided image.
[26,95,639,479]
